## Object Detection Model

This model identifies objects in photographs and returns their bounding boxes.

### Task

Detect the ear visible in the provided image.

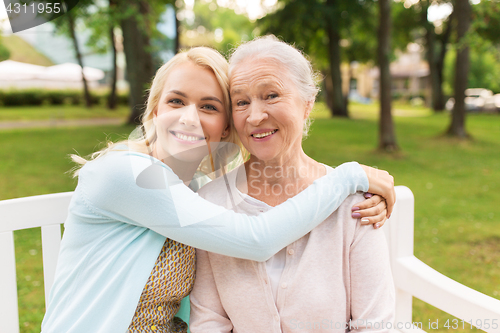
[152,108,158,124]
[304,100,314,120]
[221,124,230,139]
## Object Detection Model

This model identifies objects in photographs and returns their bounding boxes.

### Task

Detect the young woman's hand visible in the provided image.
[351,193,388,229]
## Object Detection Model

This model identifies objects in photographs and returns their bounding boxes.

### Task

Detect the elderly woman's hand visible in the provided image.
[357,165,395,228]
[351,193,388,229]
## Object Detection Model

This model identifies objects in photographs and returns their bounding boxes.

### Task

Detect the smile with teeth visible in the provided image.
[251,129,278,138]
[170,131,205,142]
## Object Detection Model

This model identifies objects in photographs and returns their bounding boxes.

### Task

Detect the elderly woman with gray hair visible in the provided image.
[189,36,395,332]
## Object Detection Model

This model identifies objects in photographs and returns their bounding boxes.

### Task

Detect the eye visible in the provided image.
[201,104,218,112]
[168,98,184,105]
[236,100,249,107]
[267,93,278,100]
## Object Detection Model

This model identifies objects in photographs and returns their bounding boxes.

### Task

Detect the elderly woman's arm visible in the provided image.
[189,249,233,333]
[348,221,396,332]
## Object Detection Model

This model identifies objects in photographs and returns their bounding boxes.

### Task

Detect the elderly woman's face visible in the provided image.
[230,58,311,162]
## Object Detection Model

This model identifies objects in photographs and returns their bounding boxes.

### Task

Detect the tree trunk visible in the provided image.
[107,26,118,110]
[67,11,92,108]
[323,70,334,111]
[175,5,180,53]
[434,48,447,111]
[344,62,354,115]
[435,11,455,111]
[427,29,442,111]
[120,0,155,124]
[422,1,441,112]
[326,0,348,117]
[447,0,470,138]
[377,0,398,151]
[107,0,118,110]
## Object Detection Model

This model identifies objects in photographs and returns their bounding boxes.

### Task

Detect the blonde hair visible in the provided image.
[72,47,244,177]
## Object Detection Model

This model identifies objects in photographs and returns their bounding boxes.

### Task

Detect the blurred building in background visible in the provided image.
[343,43,430,105]
[0,59,105,89]
[0,4,176,91]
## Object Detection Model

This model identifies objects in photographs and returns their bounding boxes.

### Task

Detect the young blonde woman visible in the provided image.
[41,47,394,333]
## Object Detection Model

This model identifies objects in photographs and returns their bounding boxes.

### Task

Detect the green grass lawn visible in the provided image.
[1,103,499,332]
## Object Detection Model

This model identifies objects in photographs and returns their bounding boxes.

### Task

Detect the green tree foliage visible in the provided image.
[56,0,177,122]
[443,41,500,94]
[343,3,378,65]
[393,0,455,112]
[76,0,176,111]
[53,1,95,108]
[181,0,255,56]
[468,0,500,92]
[259,0,376,117]
[53,1,116,108]
[473,0,500,44]
[392,1,422,51]
[441,1,500,95]
[393,0,500,111]
[468,45,500,93]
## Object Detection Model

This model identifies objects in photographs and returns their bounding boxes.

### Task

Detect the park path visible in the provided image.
[0,118,123,130]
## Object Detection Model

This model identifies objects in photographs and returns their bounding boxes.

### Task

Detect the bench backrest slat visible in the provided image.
[0,231,20,333]
[0,192,72,233]
[0,192,72,333]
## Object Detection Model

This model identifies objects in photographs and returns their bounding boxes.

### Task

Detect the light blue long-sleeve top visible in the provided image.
[41,149,368,333]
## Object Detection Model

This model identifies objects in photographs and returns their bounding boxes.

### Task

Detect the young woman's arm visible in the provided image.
[80,151,372,261]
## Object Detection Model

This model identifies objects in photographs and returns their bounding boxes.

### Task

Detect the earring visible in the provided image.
[222,131,227,138]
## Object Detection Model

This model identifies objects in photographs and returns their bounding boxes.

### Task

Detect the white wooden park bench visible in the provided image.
[1,186,499,333]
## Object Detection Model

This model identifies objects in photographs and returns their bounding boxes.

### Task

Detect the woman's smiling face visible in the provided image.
[230,57,312,163]
[154,61,229,163]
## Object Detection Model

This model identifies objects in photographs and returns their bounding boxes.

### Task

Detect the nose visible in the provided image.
[179,104,200,128]
[246,101,268,127]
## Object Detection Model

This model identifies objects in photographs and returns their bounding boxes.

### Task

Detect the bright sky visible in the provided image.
[427,3,453,22]
[183,0,278,20]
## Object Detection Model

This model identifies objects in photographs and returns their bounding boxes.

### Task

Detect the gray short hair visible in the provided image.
[229,35,320,137]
